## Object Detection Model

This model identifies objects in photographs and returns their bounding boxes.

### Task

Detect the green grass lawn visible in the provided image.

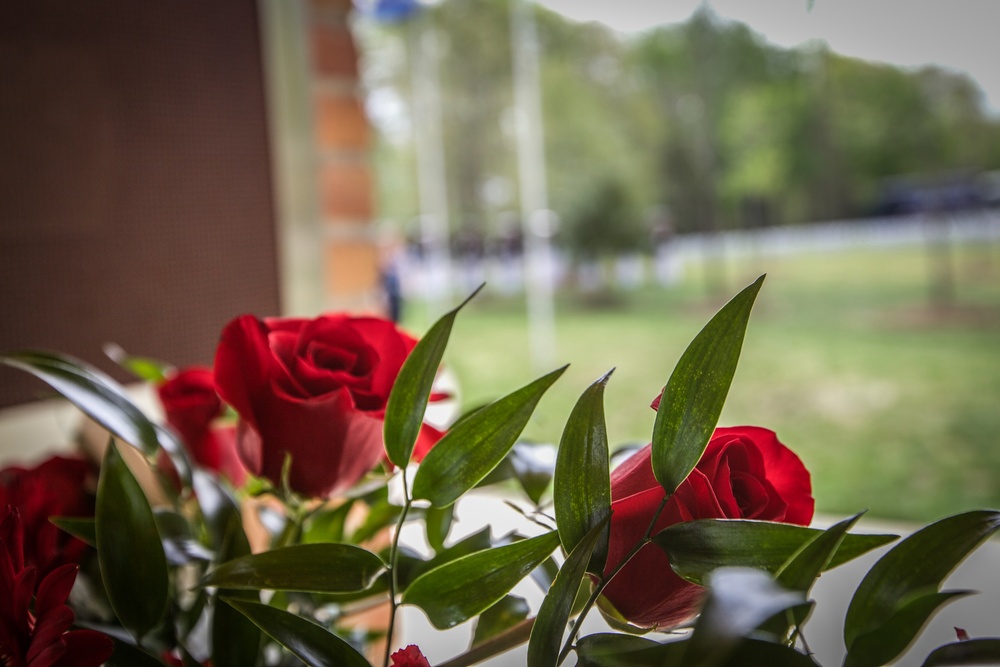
[403,240,1000,522]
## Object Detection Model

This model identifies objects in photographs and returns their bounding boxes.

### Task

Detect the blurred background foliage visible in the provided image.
[359,2,1000,248]
[354,1,1000,522]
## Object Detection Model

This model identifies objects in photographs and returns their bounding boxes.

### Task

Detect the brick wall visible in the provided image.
[307,0,382,312]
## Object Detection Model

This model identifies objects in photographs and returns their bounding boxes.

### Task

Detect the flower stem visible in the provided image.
[383,471,412,667]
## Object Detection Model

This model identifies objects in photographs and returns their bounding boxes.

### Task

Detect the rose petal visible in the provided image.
[713,426,813,525]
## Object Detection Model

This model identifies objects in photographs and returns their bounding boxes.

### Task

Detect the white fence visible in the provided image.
[396,210,1000,302]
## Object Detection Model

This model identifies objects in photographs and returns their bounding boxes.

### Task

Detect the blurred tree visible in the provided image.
[358,0,1000,273]
[564,174,646,260]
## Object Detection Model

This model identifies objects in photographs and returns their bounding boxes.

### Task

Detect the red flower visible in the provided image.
[0,506,114,667]
[601,424,814,629]
[390,644,431,667]
[214,314,444,498]
[0,457,96,578]
[158,366,248,487]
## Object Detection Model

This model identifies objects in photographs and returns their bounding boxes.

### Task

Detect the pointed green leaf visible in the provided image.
[1,350,193,484]
[50,516,96,546]
[384,285,481,467]
[528,516,609,667]
[192,469,245,550]
[653,519,897,585]
[720,638,820,666]
[757,515,864,639]
[922,638,1000,666]
[651,275,764,495]
[412,366,567,508]
[472,595,531,647]
[222,598,370,667]
[845,591,974,667]
[200,543,385,593]
[684,567,805,666]
[576,633,819,667]
[509,442,558,505]
[554,370,612,572]
[96,441,169,641]
[104,342,171,383]
[575,633,673,667]
[425,503,455,553]
[105,635,169,667]
[350,497,405,545]
[403,531,561,629]
[2,350,159,454]
[154,508,213,565]
[776,513,865,593]
[212,508,261,667]
[844,510,1000,650]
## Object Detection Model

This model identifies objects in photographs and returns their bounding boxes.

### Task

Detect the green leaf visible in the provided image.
[651,275,764,495]
[0,350,193,486]
[756,514,859,642]
[844,510,1000,652]
[200,543,385,593]
[719,639,820,666]
[757,515,863,639]
[921,638,1000,666]
[776,513,865,593]
[403,531,561,629]
[528,517,609,667]
[575,633,672,667]
[50,516,96,546]
[412,366,567,508]
[684,567,805,666]
[154,508,213,565]
[384,285,481,467]
[303,500,356,545]
[576,633,819,667]
[222,598,370,667]
[472,595,531,646]
[105,635,168,667]
[402,527,494,589]
[192,469,245,551]
[653,519,897,585]
[350,497,405,545]
[1,350,161,455]
[212,511,261,667]
[96,441,169,642]
[509,442,558,505]
[425,503,455,553]
[844,591,973,667]
[554,370,612,572]
[103,342,172,383]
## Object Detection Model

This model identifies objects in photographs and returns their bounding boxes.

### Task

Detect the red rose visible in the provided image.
[158,366,248,487]
[214,314,443,497]
[601,425,814,629]
[390,645,431,667]
[0,456,96,578]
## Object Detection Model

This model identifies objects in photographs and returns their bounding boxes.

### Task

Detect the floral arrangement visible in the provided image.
[2,276,999,667]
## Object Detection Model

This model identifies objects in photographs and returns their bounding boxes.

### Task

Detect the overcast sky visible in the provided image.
[536,0,1000,113]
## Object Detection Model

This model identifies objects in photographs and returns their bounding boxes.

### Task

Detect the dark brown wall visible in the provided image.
[0,2,281,407]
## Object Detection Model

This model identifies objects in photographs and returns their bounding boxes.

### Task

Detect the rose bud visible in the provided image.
[214,314,444,498]
[601,425,814,629]
[158,366,248,487]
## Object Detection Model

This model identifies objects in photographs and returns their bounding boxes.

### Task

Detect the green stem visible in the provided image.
[274,501,306,549]
[555,495,670,665]
[383,472,412,667]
